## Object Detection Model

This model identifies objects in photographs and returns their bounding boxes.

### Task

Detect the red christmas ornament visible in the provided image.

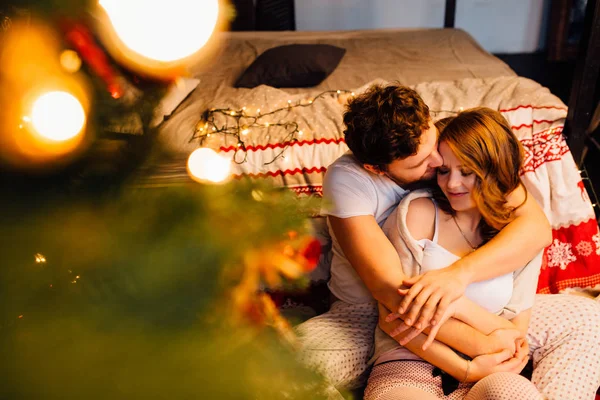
[61,20,124,97]
[300,238,321,272]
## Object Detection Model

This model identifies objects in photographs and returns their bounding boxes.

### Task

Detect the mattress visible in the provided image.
[133,30,600,295]
[190,28,516,92]
[153,28,515,161]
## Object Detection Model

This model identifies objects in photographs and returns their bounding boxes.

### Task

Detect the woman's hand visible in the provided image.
[467,346,529,382]
[486,328,523,355]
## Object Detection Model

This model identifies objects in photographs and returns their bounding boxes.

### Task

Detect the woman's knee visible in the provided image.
[466,372,542,400]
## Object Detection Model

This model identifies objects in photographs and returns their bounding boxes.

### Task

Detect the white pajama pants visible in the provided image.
[295,294,600,400]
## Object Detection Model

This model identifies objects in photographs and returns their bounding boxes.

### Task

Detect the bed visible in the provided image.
[130,24,600,298]
[142,27,516,187]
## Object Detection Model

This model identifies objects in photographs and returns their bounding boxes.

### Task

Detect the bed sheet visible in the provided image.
[154,28,515,160]
[134,29,600,293]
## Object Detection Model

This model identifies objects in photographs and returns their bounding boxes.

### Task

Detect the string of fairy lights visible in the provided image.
[187,87,571,186]
[188,89,488,168]
[190,89,356,165]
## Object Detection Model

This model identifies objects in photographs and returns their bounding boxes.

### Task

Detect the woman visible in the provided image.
[364,108,544,399]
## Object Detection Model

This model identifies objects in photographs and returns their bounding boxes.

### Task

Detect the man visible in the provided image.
[295,83,600,400]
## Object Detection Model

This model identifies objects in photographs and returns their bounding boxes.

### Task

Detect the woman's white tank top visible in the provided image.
[375,201,513,364]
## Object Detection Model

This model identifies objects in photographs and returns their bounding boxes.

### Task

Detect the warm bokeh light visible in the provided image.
[98,0,220,63]
[30,91,86,142]
[59,50,82,73]
[0,20,91,171]
[187,148,231,184]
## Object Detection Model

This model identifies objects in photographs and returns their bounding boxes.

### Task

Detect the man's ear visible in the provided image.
[364,164,384,176]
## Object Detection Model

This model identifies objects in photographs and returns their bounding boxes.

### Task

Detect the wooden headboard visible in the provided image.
[230,0,295,31]
[230,0,456,31]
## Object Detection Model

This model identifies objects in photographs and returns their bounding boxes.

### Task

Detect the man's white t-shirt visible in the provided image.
[321,152,408,304]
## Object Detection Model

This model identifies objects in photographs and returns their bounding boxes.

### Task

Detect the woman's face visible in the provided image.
[436,141,477,212]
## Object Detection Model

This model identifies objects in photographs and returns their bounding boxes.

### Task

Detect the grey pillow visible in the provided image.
[235,44,346,88]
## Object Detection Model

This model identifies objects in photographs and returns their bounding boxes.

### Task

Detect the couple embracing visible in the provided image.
[296,84,600,400]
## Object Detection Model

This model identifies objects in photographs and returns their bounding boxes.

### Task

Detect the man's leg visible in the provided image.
[527,294,600,400]
[295,301,378,389]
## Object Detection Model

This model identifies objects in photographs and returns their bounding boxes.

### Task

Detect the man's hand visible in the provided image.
[512,337,530,374]
[398,267,468,329]
[468,347,529,382]
[378,303,422,346]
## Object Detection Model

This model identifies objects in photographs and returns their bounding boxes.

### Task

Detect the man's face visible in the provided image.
[367,120,443,186]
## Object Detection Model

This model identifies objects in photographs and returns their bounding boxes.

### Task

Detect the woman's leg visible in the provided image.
[373,386,441,400]
[364,361,471,400]
[527,294,600,400]
[464,372,543,400]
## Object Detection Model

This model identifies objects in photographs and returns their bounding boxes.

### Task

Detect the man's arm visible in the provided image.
[399,186,552,328]
[450,186,552,283]
[377,304,528,382]
[329,215,404,309]
[330,215,504,355]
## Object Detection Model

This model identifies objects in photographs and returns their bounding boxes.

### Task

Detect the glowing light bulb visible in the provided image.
[60,50,82,73]
[99,0,220,62]
[30,91,86,141]
[187,148,231,184]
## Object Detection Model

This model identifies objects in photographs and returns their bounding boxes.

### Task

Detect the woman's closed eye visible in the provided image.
[437,167,473,177]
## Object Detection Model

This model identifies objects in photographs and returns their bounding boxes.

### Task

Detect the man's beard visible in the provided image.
[383,172,433,189]
[421,167,437,181]
[404,177,436,191]
[405,169,437,191]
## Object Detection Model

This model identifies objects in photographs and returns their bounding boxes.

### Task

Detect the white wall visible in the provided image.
[295,0,445,31]
[295,0,550,53]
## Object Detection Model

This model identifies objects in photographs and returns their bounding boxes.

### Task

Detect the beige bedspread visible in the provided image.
[155,28,515,161]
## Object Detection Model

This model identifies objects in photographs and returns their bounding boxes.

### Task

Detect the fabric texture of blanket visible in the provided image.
[146,76,600,294]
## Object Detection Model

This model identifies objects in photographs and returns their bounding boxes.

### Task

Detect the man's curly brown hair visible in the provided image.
[343,83,430,170]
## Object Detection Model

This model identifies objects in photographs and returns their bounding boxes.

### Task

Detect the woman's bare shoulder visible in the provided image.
[405,197,436,241]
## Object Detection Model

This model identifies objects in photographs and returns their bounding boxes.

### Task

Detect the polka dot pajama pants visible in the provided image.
[295,294,600,399]
[295,301,379,389]
[365,362,542,400]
